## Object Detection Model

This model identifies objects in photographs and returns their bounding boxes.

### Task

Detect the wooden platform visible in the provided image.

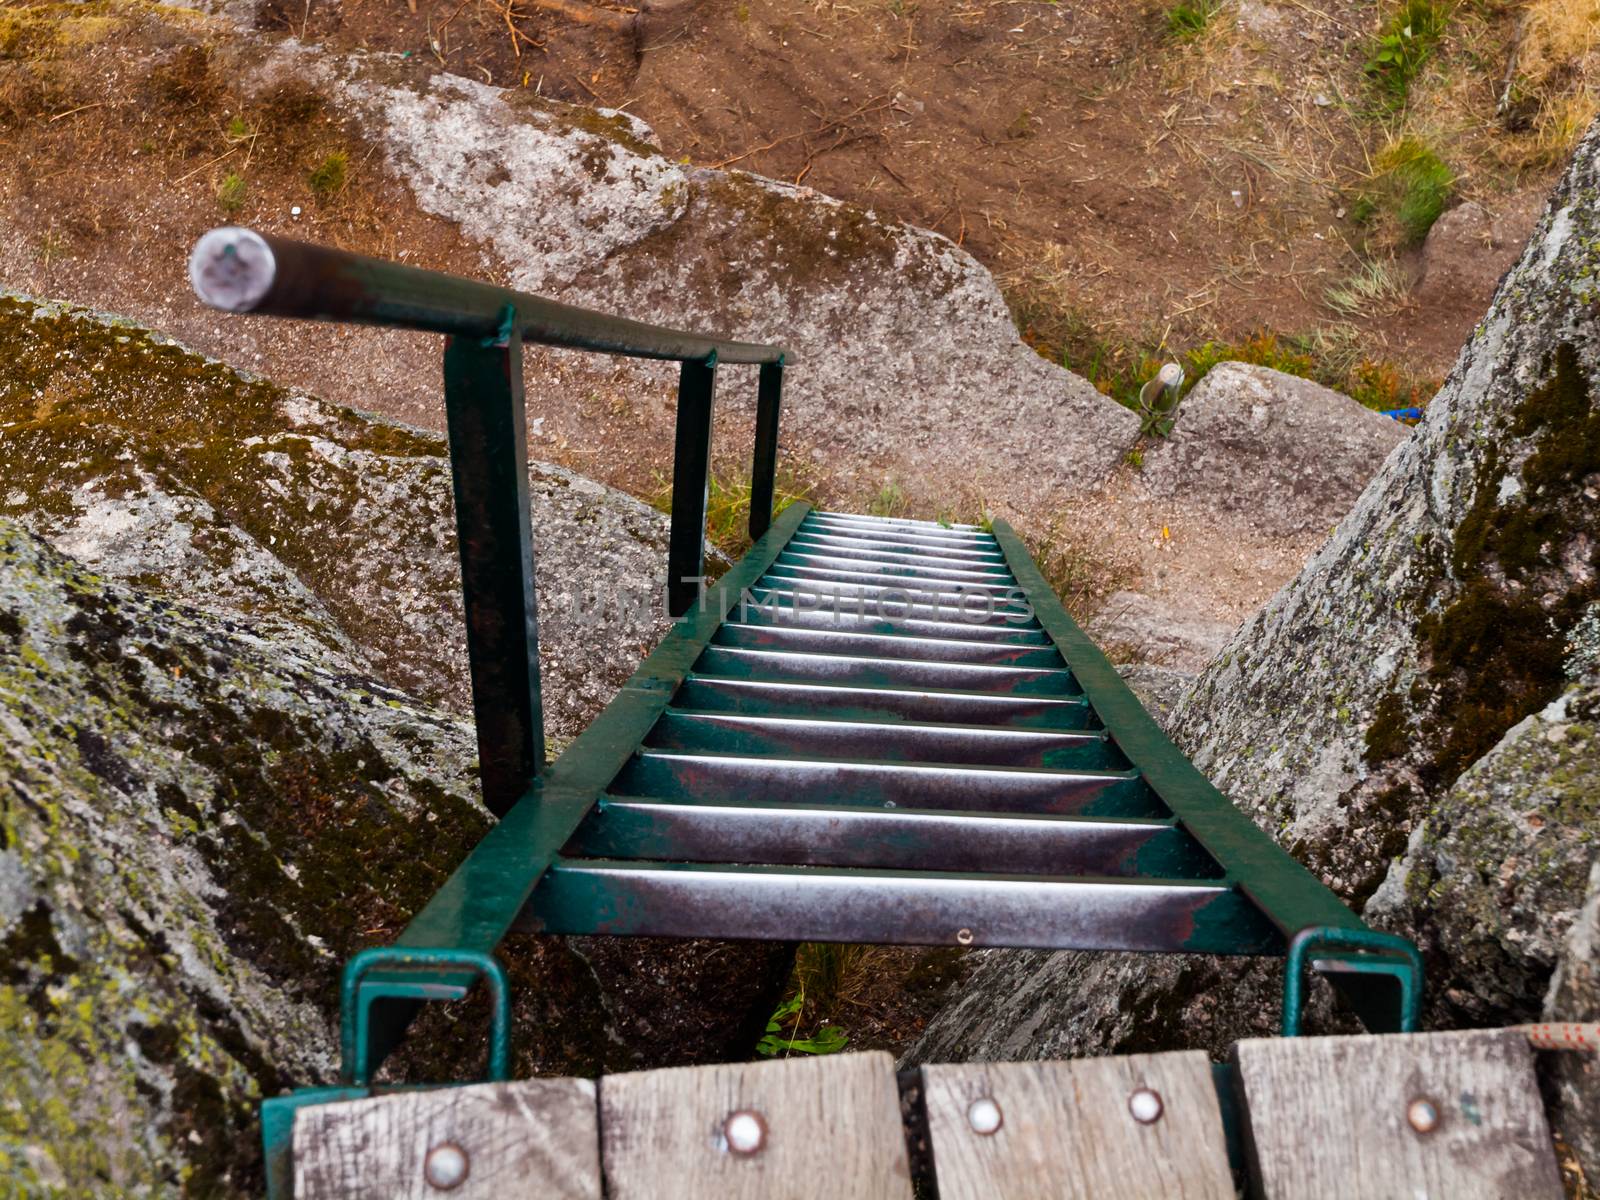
[289,1028,1566,1199]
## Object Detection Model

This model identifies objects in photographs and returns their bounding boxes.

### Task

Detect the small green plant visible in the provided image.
[1135,362,1185,437]
[225,114,251,140]
[1364,0,1449,106]
[754,994,848,1057]
[307,150,348,199]
[1124,446,1145,470]
[1166,0,1219,40]
[1184,331,1314,387]
[37,228,70,269]
[1359,137,1455,245]
[650,467,814,558]
[868,481,907,518]
[216,172,247,213]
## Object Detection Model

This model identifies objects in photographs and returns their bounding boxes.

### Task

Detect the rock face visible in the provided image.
[1418,197,1545,314]
[233,40,1139,504]
[1090,589,1238,673]
[1137,362,1409,538]
[0,296,787,1193]
[0,512,484,1195]
[0,292,673,736]
[911,124,1599,1170]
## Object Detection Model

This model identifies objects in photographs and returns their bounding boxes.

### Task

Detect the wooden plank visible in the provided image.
[599,1050,913,1199]
[921,1052,1234,1199]
[1235,1029,1564,1199]
[293,1079,600,1199]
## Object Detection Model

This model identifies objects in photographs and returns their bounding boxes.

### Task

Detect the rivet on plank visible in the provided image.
[1406,1096,1440,1135]
[422,1142,470,1191]
[1128,1088,1164,1125]
[966,1097,1003,1136]
[723,1109,768,1156]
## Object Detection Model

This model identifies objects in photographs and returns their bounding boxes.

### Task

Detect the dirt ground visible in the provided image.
[0,0,1575,736]
[249,0,1571,382]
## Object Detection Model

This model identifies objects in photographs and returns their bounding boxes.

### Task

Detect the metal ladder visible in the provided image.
[184,229,1421,1198]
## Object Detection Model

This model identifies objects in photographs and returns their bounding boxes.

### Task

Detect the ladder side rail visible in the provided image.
[349,502,813,1083]
[990,519,1416,1032]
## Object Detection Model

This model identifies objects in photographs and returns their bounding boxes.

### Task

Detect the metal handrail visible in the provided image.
[190,226,790,818]
[188,226,788,363]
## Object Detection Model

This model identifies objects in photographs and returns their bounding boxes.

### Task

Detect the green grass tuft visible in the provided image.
[650,467,815,560]
[1364,0,1450,107]
[1166,0,1220,40]
[306,150,348,199]
[216,172,247,213]
[1363,137,1455,245]
[868,481,907,518]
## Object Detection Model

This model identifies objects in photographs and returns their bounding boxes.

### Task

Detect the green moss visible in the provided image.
[1411,342,1599,786]
[540,101,661,160]
[1356,137,1455,245]
[701,172,905,288]
[1363,688,1410,765]
[307,150,348,199]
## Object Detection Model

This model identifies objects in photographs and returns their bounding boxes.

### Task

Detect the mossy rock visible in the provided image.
[0,299,792,1194]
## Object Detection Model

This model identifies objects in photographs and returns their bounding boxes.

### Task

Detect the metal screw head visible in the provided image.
[1128,1088,1164,1125]
[955,928,975,946]
[423,1142,470,1191]
[724,1109,767,1156]
[1407,1097,1441,1135]
[966,1096,1003,1136]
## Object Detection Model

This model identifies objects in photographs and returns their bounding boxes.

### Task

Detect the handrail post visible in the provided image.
[749,359,784,541]
[442,322,545,817]
[668,354,717,617]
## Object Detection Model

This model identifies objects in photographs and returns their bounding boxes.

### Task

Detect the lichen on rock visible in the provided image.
[0,515,482,1195]
[0,291,674,738]
[0,296,787,1193]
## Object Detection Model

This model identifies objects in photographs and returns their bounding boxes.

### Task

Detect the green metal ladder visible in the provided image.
[185,228,1421,1198]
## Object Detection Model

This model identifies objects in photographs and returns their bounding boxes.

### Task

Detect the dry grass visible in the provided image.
[1528,86,1599,163]
[1325,256,1412,318]
[1517,0,1600,92]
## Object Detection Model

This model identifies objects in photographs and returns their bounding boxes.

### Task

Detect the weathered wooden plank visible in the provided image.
[1235,1029,1564,1199]
[293,1079,600,1199]
[921,1052,1234,1199]
[599,1050,913,1199]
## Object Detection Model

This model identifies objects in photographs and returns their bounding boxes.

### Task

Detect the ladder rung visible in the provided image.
[788,531,1006,562]
[713,622,1065,667]
[567,797,1216,876]
[746,587,1039,629]
[523,860,1277,954]
[751,578,1031,616]
[765,563,1023,594]
[803,513,995,543]
[730,602,1050,643]
[807,510,989,532]
[646,709,1114,768]
[777,548,1013,580]
[694,646,1077,695]
[611,751,1156,816]
[675,677,1094,728]
[781,542,1014,574]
